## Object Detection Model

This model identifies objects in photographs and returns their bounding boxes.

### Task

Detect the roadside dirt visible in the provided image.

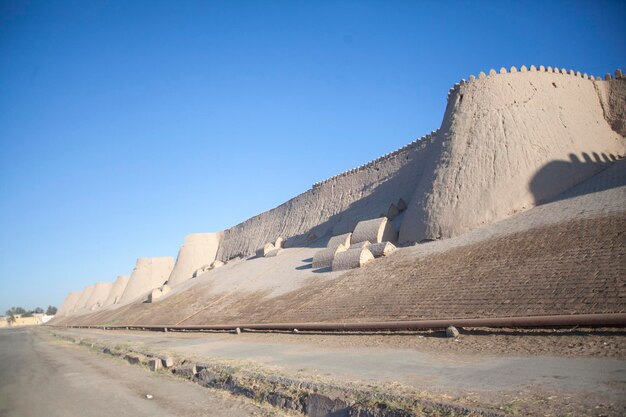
[49,326,626,416]
[231,327,626,359]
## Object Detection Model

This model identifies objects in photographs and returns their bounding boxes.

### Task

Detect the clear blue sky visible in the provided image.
[1,0,624,313]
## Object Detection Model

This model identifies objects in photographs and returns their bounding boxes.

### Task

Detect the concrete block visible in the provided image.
[161,356,174,368]
[352,217,398,244]
[265,248,283,257]
[616,69,623,79]
[368,242,397,258]
[509,66,517,73]
[332,247,374,271]
[538,65,545,72]
[124,354,141,365]
[313,244,348,269]
[327,233,352,249]
[499,67,507,74]
[256,242,275,257]
[173,364,197,379]
[478,71,486,79]
[148,358,161,372]
[529,65,537,72]
[605,73,612,80]
[520,65,528,72]
[488,69,496,76]
[349,241,370,249]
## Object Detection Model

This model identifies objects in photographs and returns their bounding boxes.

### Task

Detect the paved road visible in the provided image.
[0,327,277,417]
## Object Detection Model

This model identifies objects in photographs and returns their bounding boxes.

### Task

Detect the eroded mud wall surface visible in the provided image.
[102,275,130,307]
[72,285,95,313]
[56,291,82,317]
[118,257,174,304]
[217,136,437,261]
[168,233,222,287]
[595,77,626,137]
[399,70,626,243]
[84,282,113,311]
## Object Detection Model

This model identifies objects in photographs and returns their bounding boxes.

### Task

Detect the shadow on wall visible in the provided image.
[276,146,433,252]
[530,152,623,205]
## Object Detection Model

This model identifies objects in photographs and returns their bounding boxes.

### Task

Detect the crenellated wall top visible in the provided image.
[447,65,624,99]
[311,130,439,188]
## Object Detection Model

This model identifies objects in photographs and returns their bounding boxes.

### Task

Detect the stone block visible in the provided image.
[256,242,275,257]
[368,242,397,258]
[173,364,197,379]
[352,217,397,244]
[124,354,141,365]
[160,356,174,368]
[332,247,374,271]
[313,244,347,269]
[446,326,460,338]
[148,358,161,372]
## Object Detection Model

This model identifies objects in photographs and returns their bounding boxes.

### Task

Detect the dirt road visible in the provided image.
[0,327,280,417]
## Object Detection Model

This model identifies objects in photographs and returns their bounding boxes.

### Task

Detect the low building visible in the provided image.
[10,314,43,326]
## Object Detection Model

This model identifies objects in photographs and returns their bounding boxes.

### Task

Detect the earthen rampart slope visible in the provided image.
[55,66,625,324]
[52,162,626,327]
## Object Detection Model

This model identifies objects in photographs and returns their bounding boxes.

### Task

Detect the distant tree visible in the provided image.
[33,307,44,314]
[5,307,26,316]
[46,306,57,315]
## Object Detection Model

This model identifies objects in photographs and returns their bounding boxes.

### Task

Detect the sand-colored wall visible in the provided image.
[84,282,113,311]
[72,285,95,313]
[399,70,625,243]
[595,78,626,137]
[55,66,625,321]
[217,134,438,261]
[167,233,222,287]
[118,257,174,304]
[11,315,43,326]
[102,275,130,307]
[56,291,82,317]
[218,70,624,258]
